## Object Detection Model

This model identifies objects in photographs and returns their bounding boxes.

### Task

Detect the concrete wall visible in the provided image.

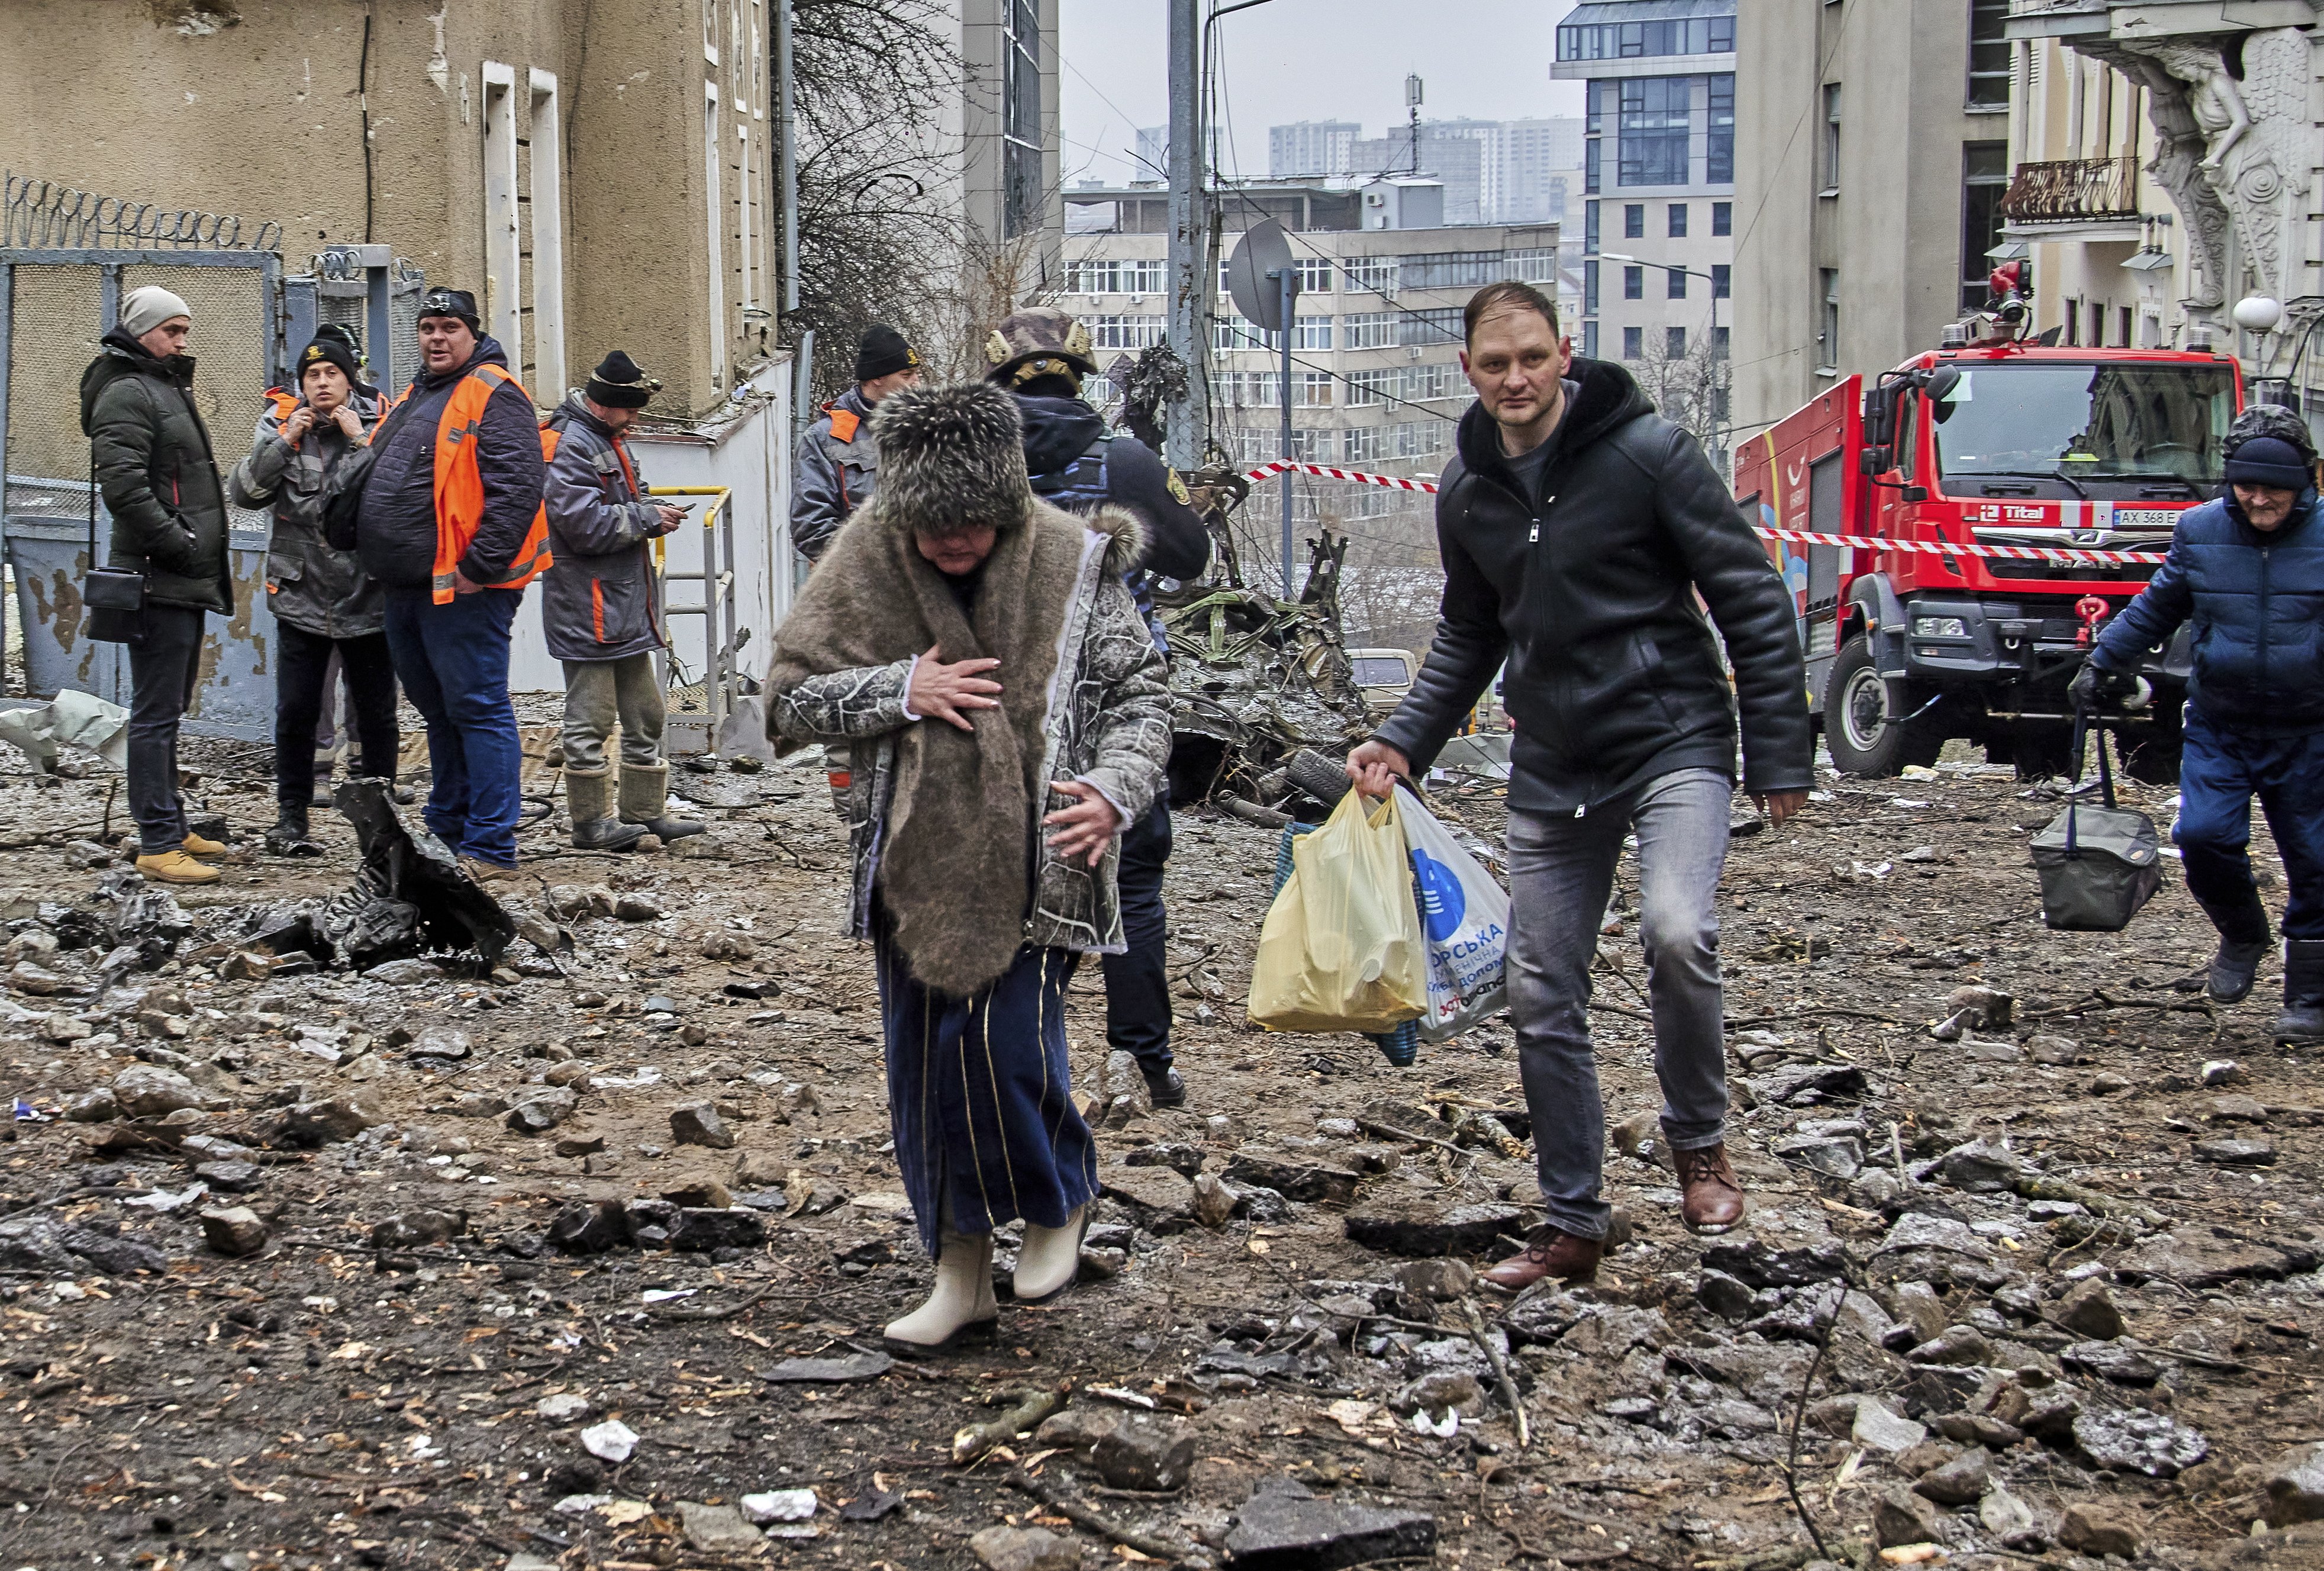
[1734,0,2007,436]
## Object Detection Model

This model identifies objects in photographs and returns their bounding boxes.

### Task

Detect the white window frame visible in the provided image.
[705,82,726,384]
[528,68,566,397]
[481,62,523,371]
[737,122,755,318]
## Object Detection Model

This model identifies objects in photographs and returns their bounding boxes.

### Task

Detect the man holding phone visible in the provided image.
[540,351,704,849]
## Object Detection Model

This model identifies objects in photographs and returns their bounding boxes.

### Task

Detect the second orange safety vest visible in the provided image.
[376,362,554,604]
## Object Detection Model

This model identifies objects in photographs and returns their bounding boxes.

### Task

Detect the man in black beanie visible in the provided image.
[2078,404,2324,1042]
[788,324,923,564]
[539,352,707,851]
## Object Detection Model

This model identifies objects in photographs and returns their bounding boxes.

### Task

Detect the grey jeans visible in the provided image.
[560,654,664,772]
[1507,767,1733,1240]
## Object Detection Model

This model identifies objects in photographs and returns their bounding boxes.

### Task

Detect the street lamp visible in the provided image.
[1601,252,1729,456]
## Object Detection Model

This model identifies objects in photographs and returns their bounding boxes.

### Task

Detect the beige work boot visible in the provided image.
[1011,1206,1090,1305]
[457,855,523,888]
[180,832,227,856]
[136,849,221,885]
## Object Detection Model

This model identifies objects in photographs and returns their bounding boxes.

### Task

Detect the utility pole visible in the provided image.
[1164,0,1205,471]
[1272,265,1298,599]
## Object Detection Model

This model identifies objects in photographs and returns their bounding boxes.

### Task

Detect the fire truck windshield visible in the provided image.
[1931,361,2236,497]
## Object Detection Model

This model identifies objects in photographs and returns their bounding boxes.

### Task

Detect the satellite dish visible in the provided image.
[1226,218,1298,332]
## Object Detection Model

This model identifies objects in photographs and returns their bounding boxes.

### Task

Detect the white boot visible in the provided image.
[1011,1206,1089,1305]
[882,1231,997,1354]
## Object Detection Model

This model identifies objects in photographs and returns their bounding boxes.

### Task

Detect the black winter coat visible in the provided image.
[1374,357,1812,813]
[79,328,233,615]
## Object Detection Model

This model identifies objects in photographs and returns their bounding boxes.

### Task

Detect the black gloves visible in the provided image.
[2068,661,2136,710]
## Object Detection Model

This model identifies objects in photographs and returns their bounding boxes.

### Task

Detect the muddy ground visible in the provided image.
[1,730,2321,1571]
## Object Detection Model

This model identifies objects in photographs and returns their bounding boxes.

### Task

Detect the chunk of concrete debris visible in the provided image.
[580,1418,639,1463]
[1099,1163,1195,1225]
[1223,1488,1438,1571]
[669,1101,735,1150]
[1092,1415,1195,1491]
[65,1088,120,1123]
[273,1096,383,1146]
[613,893,663,922]
[198,1206,269,1258]
[536,1392,591,1424]
[366,958,447,987]
[2201,1059,2250,1087]
[548,1202,628,1255]
[1343,1201,1522,1257]
[41,1012,91,1045]
[1980,1486,2046,1550]
[2057,1503,2142,1558]
[1906,1324,1994,1367]
[1871,1486,1942,1549]
[2055,1278,2124,1340]
[968,1525,1079,1571]
[674,1501,762,1552]
[1191,1171,1237,1229]
[1852,1400,1929,1455]
[505,1087,579,1135]
[111,1064,204,1119]
[1393,1258,1476,1300]
[2193,1134,2276,1166]
[406,1026,471,1061]
[1912,1448,1991,1505]
[2264,1443,2324,1527]
[2071,1407,2207,1476]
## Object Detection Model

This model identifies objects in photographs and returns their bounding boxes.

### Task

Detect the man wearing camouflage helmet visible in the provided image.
[2077,404,2324,1042]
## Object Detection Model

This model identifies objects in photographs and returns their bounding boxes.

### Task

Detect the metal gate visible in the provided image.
[1,176,421,740]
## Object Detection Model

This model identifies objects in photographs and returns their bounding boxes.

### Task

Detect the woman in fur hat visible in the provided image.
[768,381,1171,1352]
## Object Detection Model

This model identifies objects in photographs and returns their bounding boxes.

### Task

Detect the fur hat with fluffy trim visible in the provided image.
[869,379,1034,537]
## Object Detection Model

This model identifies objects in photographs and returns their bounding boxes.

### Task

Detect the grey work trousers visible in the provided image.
[560,653,665,772]
[1506,767,1733,1240]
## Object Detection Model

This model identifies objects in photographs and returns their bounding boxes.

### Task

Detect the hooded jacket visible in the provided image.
[227,387,386,638]
[1374,356,1812,813]
[2091,489,2324,736]
[1012,392,1211,582]
[540,393,668,662]
[789,384,879,564]
[79,327,233,615]
[345,335,544,591]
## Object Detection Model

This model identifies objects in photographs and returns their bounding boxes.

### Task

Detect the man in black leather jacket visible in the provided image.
[1350,281,1812,1288]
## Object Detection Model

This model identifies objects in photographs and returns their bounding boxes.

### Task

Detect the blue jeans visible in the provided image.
[2175,707,2324,943]
[383,587,523,866]
[1507,768,1733,1241]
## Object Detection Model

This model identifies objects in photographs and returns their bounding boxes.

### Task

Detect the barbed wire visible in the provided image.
[2,173,282,253]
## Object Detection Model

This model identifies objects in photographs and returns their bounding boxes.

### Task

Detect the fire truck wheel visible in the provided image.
[1822,635,1935,777]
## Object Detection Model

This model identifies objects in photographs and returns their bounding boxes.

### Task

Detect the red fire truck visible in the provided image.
[1733,331,2243,781]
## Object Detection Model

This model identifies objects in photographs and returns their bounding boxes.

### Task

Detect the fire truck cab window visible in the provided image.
[1930,362,2236,496]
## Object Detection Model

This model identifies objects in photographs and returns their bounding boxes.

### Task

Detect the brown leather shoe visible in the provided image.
[1479,1225,1602,1290]
[1672,1141,1747,1234]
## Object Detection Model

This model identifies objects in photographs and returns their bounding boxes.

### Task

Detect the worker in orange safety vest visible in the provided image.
[328,288,549,884]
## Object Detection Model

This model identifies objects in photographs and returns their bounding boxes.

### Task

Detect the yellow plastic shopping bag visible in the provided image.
[1246,787,1427,1034]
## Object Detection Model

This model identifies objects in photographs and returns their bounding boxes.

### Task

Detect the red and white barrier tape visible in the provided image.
[1237,461,2171,567]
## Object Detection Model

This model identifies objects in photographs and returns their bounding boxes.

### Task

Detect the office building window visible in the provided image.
[1968,0,2011,108]
[1624,203,1645,238]
[1585,321,1601,359]
[1068,257,1166,294]
[1819,269,1840,367]
[1585,136,1601,195]
[1557,14,1735,61]
[1624,265,1644,300]
[1343,426,1381,463]
[1711,200,1732,235]
[1585,199,1601,252]
[1708,74,1735,184]
[1619,77,1693,186]
[1300,371,1334,407]
[1623,326,1643,359]
[1585,260,1600,314]
[1711,263,1731,298]
[1001,0,1043,238]
[1400,307,1466,346]
[1668,267,1687,300]
[1092,315,1166,350]
[1342,255,1398,295]
[1821,83,1842,189]
[1667,326,1687,358]
[1343,311,1395,349]
[1294,317,1333,350]
[1713,324,1729,358]
[1668,202,1688,238]
[1295,256,1334,292]
[1958,140,2009,312]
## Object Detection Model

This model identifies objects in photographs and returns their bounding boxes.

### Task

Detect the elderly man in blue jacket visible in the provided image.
[541,352,705,851]
[2078,405,2324,1042]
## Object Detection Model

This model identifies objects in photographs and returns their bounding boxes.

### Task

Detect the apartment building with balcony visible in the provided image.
[1731,0,2010,435]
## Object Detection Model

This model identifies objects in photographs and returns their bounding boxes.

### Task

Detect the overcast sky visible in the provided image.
[1057,1,1586,187]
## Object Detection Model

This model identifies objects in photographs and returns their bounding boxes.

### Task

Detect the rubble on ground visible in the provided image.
[0,740,2316,1569]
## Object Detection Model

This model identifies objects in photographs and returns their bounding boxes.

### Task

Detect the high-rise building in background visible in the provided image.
[1556,0,1737,464]
[1492,118,1586,224]
[1134,125,1169,182]
[1269,120,1361,178]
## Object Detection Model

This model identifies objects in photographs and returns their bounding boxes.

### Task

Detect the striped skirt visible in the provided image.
[874,925,1100,1258]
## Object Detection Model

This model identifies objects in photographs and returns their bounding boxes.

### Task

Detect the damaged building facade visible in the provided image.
[0,0,1063,735]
